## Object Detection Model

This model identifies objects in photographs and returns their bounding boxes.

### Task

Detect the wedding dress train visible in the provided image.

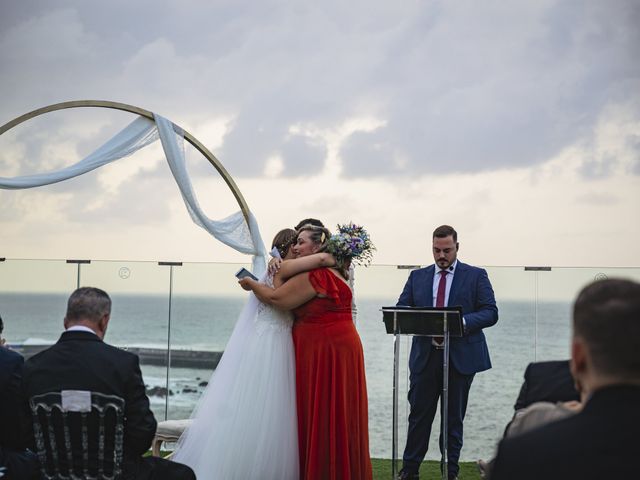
[172,275,299,479]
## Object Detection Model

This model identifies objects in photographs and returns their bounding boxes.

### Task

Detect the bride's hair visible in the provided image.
[271,228,297,259]
[296,224,331,253]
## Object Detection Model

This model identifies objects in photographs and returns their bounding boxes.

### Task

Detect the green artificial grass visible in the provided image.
[371,458,481,480]
[154,452,481,479]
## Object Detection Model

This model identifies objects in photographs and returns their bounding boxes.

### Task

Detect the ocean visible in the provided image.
[0,290,572,461]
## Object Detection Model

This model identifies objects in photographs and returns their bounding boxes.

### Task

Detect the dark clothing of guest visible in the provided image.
[22,330,195,480]
[490,385,640,480]
[0,346,40,479]
[514,360,580,410]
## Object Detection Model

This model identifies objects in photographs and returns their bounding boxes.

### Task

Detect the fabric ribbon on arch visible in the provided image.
[0,114,267,275]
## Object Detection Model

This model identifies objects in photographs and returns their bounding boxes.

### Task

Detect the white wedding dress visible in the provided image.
[172,274,299,479]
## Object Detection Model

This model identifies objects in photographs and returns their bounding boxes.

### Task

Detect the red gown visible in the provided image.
[292,268,372,480]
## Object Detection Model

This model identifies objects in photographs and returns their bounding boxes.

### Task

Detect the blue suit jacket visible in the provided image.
[397,261,498,375]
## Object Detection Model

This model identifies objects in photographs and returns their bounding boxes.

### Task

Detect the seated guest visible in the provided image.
[477,383,582,478]
[490,278,640,480]
[21,288,196,480]
[513,360,580,410]
[0,314,40,479]
[498,359,581,439]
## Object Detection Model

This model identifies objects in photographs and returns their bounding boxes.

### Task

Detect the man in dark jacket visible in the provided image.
[490,278,640,480]
[22,288,195,480]
[0,314,40,479]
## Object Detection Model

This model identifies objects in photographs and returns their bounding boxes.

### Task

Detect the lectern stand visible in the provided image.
[382,306,463,480]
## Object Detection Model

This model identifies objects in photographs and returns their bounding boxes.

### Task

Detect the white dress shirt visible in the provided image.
[65,325,98,335]
[432,260,457,306]
[431,260,466,341]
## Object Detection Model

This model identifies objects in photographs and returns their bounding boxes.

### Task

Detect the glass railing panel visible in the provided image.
[535,267,640,361]
[355,265,417,462]
[165,262,250,421]
[0,259,78,350]
[6,258,637,462]
[461,266,537,461]
[78,260,172,421]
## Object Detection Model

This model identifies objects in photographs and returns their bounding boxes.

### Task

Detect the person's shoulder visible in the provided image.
[309,267,347,284]
[494,419,565,473]
[308,266,344,277]
[456,261,483,272]
[0,347,23,382]
[508,401,577,437]
[501,410,579,453]
[100,341,139,363]
[0,345,23,364]
[457,262,492,282]
[23,343,55,366]
[409,265,434,277]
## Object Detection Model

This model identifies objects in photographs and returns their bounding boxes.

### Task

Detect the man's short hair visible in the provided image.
[433,225,457,242]
[295,218,324,230]
[65,287,112,324]
[573,278,640,381]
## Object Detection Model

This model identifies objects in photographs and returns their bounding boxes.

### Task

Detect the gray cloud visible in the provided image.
[1,0,639,184]
[628,135,640,175]
[574,191,619,206]
[65,172,173,226]
[279,135,327,176]
[340,0,640,176]
[579,155,618,180]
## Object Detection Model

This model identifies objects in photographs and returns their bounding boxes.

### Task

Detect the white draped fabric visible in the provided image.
[0,117,158,189]
[172,271,299,479]
[0,114,267,274]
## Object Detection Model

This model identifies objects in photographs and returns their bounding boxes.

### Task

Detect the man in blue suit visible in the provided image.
[397,225,498,480]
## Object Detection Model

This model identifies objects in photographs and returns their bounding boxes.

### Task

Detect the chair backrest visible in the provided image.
[29,391,125,480]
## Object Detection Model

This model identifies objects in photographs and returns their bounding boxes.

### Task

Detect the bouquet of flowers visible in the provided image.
[327,222,376,267]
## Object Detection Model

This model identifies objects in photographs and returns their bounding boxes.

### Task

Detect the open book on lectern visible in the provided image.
[381,306,464,337]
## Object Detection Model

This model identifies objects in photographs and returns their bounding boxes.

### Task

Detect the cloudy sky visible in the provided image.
[1,0,639,268]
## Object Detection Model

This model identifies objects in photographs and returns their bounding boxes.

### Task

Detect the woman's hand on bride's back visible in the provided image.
[268,257,283,275]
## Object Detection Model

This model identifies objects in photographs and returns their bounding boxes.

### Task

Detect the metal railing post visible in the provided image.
[159,261,182,421]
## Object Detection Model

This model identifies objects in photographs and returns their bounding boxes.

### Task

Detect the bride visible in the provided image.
[172,227,334,479]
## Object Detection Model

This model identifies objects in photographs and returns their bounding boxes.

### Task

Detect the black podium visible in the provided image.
[382,306,464,480]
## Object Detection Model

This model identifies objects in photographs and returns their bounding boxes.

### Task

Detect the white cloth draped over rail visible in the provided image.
[0,115,267,275]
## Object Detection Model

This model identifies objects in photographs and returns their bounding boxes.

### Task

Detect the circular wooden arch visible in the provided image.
[0,99,251,227]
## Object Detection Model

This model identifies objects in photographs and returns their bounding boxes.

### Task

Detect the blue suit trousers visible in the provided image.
[402,345,474,478]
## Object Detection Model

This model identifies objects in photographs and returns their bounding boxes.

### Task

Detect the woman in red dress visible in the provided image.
[240,224,373,480]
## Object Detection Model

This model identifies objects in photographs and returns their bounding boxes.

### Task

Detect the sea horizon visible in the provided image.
[0,290,573,460]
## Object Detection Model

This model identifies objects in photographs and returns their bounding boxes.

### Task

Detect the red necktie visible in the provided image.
[436,270,447,307]
[435,270,447,344]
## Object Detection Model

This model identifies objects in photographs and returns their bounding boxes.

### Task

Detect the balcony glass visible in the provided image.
[2,259,639,460]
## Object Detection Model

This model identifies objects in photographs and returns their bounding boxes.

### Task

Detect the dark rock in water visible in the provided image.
[182,387,197,393]
[198,381,208,387]
[196,377,201,381]
[147,386,168,397]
